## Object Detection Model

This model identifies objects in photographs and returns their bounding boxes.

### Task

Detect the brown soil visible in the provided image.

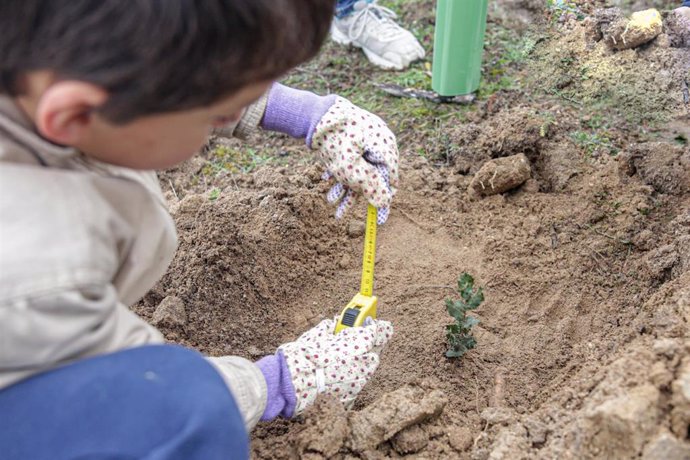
[134,1,690,458]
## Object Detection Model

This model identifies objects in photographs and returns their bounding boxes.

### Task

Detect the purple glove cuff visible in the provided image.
[255,350,297,421]
[261,83,337,147]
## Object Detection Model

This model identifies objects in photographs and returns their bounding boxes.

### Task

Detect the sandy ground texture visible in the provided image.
[134,0,690,458]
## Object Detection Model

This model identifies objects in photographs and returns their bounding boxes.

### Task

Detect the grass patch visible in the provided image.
[202,145,275,176]
[479,26,540,98]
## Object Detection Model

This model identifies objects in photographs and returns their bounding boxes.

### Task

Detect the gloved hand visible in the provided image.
[280,317,393,415]
[311,97,399,224]
[261,85,399,224]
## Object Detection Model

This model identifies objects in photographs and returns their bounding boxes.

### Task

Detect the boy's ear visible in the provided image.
[35,81,108,146]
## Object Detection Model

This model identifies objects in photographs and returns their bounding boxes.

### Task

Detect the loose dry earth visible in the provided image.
[134,1,690,458]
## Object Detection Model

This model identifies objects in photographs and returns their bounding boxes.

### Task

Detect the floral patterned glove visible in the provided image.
[310,97,399,224]
[278,317,393,415]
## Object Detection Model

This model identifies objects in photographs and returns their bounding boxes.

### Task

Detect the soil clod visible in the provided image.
[604,9,663,50]
[446,425,473,453]
[390,425,429,455]
[583,384,661,458]
[151,296,187,328]
[295,397,350,459]
[642,430,690,460]
[348,384,448,452]
[470,153,531,196]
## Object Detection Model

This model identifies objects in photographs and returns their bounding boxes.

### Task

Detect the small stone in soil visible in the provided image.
[446,425,473,452]
[347,221,366,238]
[391,425,429,455]
[152,296,187,328]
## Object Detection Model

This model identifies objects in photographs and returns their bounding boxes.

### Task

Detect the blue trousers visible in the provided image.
[0,345,248,460]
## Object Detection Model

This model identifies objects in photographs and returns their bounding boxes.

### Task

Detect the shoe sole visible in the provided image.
[330,24,353,46]
[330,25,404,70]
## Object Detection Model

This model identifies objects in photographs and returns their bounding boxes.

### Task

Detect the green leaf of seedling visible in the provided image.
[446,348,465,358]
[458,273,474,288]
[463,316,480,328]
[458,273,474,302]
[461,336,477,350]
[468,289,484,309]
[458,273,474,300]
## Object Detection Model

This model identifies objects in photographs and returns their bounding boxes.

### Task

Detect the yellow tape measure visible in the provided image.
[360,204,377,297]
[334,204,378,334]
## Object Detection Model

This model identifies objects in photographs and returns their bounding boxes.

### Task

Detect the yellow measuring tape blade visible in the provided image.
[360,204,377,297]
[334,203,379,334]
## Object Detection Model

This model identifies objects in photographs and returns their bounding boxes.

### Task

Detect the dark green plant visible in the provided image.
[445,273,483,358]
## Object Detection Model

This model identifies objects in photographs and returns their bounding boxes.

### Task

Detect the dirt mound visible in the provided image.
[135,165,356,357]
[619,142,690,195]
[529,10,690,126]
[484,272,690,459]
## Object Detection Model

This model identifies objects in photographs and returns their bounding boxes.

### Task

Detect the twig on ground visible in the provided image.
[547,88,583,106]
[167,179,180,201]
[579,223,632,246]
[474,420,490,448]
[550,224,559,249]
[373,83,476,104]
[591,227,631,245]
[492,370,506,407]
[622,244,633,270]
[474,375,481,415]
[229,171,239,191]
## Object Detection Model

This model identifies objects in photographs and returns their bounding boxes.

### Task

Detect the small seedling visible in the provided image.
[539,111,557,138]
[208,188,221,201]
[546,0,584,23]
[570,130,618,157]
[445,273,483,358]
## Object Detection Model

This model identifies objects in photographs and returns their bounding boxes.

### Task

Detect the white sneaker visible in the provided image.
[331,0,426,70]
[675,6,690,21]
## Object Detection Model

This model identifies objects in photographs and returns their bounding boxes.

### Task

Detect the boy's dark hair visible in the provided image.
[0,0,335,123]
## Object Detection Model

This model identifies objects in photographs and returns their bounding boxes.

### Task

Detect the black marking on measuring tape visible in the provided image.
[341,308,360,327]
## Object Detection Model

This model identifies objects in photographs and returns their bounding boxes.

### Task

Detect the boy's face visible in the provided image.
[80,80,272,170]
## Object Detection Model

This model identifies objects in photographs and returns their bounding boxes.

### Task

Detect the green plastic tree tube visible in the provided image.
[431,0,489,96]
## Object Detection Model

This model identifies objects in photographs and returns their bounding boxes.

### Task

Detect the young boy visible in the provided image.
[0,1,397,458]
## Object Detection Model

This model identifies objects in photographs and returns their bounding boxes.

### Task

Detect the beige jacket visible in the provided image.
[0,94,269,431]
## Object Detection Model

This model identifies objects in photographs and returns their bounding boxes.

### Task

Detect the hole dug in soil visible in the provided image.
[136,141,690,458]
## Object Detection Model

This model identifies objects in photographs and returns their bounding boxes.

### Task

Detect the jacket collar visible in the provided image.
[0,95,78,166]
